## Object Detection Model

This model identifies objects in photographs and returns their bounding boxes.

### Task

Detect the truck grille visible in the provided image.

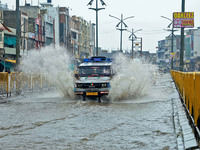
[83,83,102,88]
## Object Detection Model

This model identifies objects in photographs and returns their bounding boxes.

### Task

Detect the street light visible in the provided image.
[127,29,142,59]
[161,16,177,70]
[87,0,106,56]
[109,14,134,53]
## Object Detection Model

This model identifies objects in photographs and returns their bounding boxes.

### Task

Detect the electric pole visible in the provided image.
[180,0,185,71]
[87,0,106,56]
[161,16,178,70]
[109,14,134,53]
[16,0,21,66]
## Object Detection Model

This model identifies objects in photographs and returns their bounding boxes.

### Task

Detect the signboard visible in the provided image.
[36,19,40,25]
[135,43,140,46]
[29,32,35,39]
[170,52,175,59]
[173,12,194,28]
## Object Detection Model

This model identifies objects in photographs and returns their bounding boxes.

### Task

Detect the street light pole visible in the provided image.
[120,14,123,53]
[16,0,21,66]
[180,0,185,71]
[127,29,142,59]
[109,14,134,53]
[87,0,106,56]
[161,16,177,70]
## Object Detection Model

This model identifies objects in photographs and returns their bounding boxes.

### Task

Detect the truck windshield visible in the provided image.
[78,66,111,77]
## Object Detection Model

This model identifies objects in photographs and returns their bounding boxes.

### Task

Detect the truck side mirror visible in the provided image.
[75,73,79,79]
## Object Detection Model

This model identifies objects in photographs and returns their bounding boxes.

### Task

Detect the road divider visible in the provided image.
[171,70,200,141]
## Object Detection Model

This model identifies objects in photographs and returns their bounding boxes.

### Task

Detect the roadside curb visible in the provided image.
[172,86,199,149]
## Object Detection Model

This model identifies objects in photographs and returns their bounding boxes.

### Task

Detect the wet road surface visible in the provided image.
[0,74,178,150]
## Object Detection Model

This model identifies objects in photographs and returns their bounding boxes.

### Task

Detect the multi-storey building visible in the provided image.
[3,10,29,54]
[40,2,59,46]
[0,20,16,71]
[20,5,45,49]
[70,15,80,59]
[40,7,54,46]
[88,21,95,57]
[194,27,200,70]
[59,7,70,49]
[0,1,8,10]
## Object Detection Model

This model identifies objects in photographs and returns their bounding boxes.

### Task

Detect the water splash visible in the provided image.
[108,54,156,101]
[20,45,75,99]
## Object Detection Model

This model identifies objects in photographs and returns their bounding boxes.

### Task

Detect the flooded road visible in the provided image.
[0,73,178,150]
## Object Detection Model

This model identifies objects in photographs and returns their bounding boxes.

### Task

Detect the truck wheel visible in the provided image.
[83,96,86,101]
[98,97,101,103]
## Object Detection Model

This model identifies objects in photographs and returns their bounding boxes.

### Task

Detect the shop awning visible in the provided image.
[1,61,14,68]
[5,59,16,64]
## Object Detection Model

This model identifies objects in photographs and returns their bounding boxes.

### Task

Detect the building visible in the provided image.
[0,24,16,71]
[88,21,95,57]
[185,28,200,71]
[20,5,45,49]
[194,27,200,70]
[3,10,29,55]
[40,8,54,46]
[157,40,167,68]
[40,1,59,46]
[59,7,70,49]
[0,1,8,10]
[70,15,80,59]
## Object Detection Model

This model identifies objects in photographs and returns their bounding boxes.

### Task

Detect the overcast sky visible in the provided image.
[3,0,200,53]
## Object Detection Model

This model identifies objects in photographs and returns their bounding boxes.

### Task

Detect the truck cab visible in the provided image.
[74,56,113,102]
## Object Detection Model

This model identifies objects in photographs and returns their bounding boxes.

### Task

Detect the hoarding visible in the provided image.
[173,12,194,28]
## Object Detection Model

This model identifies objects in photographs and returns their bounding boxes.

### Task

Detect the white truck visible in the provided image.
[74,56,113,102]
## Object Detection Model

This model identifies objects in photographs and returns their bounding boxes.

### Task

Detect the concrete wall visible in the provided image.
[3,10,17,29]
[19,6,40,19]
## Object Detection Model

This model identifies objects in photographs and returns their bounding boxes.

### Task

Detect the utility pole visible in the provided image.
[16,0,21,66]
[127,29,142,59]
[161,16,177,70]
[23,18,26,54]
[180,0,185,71]
[87,0,106,56]
[109,14,134,53]
[140,37,142,58]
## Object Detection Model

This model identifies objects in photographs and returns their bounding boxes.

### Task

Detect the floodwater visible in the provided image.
[0,46,179,149]
[0,73,178,150]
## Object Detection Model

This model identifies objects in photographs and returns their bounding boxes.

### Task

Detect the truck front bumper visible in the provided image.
[74,88,109,96]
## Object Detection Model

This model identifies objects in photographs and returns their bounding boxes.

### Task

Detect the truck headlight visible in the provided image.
[102,83,107,87]
[78,84,83,88]
[75,83,83,88]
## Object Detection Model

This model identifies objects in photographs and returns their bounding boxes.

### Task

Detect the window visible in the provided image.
[0,34,2,41]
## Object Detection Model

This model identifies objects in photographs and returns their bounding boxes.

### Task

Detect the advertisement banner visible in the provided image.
[173,12,194,28]
[36,19,40,25]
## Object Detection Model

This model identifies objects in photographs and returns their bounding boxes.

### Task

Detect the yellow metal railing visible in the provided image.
[0,72,51,97]
[171,70,200,128]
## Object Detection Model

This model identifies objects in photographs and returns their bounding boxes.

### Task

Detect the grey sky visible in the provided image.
[3,0,200,53]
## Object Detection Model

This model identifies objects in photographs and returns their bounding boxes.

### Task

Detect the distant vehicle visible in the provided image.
[74,56,113,102]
